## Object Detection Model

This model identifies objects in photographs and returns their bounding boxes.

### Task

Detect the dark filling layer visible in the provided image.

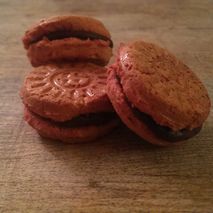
[116,75,201,142]
[133,108,201,142]
[35,111,116,128]
[30,30,113,48]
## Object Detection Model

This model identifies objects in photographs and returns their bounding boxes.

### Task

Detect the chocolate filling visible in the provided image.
[34,111,116,128]
[133,108,201,142]
[30,30,113,48]
[116,75,202,142]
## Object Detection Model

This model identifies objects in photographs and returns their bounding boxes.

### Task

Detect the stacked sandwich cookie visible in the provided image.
[20,16,119,142]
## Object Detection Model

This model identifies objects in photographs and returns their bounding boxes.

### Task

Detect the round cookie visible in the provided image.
[21,63,113,121]
[22,16,113,66]
[20,63,118,142]
[107,41,211,146]
[24,107,118,143]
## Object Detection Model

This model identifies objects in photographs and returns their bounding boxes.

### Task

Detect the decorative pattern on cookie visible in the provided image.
[21,63,113,121]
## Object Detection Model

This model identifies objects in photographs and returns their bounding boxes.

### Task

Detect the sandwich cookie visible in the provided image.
[20,63,118,142]
[22,16,113,66]
[107,41,211,146]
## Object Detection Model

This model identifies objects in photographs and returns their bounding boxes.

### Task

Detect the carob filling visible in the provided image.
[32,110,117,128]
[30,30,113,48]
[115,74,201,142]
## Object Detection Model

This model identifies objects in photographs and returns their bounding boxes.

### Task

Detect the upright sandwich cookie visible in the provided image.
[107,41,211,146]
[20,63,118,142]
[22,16,113,66]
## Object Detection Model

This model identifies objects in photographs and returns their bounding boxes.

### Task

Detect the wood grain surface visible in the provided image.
[0,0,213,212]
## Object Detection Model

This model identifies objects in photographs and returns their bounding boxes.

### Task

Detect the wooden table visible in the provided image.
[0,0,212,212]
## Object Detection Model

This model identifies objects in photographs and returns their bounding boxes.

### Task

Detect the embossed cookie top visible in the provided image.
[23,15,111,49]
[21,63,113,121]
[117,40,211,131]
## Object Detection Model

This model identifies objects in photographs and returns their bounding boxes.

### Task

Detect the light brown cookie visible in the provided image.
[24,107,118,143]
[107,41,211,145]
[20,63,119,143]
[20,63,113,121]
[22,16,113,66]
